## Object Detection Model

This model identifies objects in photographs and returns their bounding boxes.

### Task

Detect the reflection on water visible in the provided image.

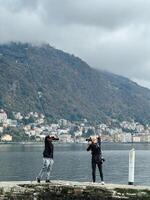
[0,143,150,185]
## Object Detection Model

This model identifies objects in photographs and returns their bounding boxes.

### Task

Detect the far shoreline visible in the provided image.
[1,141,150,145]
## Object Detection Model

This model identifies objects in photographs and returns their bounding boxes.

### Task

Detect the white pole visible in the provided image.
[128,148,135,185]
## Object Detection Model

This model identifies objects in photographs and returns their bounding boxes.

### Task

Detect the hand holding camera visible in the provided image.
[48,135,59,141]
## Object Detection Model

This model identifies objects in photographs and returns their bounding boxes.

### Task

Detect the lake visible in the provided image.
[0,143,149,185]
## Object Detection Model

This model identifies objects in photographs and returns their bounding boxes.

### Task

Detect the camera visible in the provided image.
[86,136,101,142]
[86,137,92,142]
[50,136,59,141]
[47,135,59,141]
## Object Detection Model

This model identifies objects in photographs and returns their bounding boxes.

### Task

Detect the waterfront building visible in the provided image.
[136,124,145,133]
[59,134,73,143]
[0,109,7,124]
[74,131,82,137]
[118,133,131,143]
[140,134,150,143]
[0,127,3,133]
[133,136,141,143]
[1,134,12,142]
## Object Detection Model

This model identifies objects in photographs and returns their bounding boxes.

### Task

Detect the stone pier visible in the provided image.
[0,180,150,199]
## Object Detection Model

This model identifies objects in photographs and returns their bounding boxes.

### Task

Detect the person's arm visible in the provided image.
[97,136,102,155]
[87,144,91,151]
[97,136,101,146]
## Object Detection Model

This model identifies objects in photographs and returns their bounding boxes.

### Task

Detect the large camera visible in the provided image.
[50,136,59,141]
[47,135,59,141]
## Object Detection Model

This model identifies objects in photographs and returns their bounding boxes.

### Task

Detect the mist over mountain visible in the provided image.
[0,42,150,123]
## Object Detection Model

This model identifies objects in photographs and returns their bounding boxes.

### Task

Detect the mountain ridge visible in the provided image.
[0,42,150,123]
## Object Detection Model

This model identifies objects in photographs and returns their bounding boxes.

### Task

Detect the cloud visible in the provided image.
[1,0,39,12]
[0,0,150,88]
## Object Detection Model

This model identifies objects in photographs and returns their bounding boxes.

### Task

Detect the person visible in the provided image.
[37,135,54,183]
[87,136,104,184]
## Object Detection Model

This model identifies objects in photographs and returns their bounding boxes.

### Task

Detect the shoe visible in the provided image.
[37,178,40,183]
[45,180,51,183]
[101,181,105,185]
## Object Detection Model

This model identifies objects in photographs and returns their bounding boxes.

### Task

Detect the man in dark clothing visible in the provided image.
[87,136,104,184]
[43,135,54,158]
[37,135,54,183]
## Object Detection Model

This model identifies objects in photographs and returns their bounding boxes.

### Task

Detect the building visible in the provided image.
[58,119,68,127]
[140,135,150,142]
[74,131,82,137]
[59,134,72,143]
[133,136,141,143]
[120,133,132,143]
[1,134,12,142]
[0,109,7,124]
[0,127,3,133]
[13,112,23,120]
[7,119,17,127]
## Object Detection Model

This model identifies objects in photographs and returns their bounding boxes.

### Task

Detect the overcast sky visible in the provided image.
[0,0,150,88]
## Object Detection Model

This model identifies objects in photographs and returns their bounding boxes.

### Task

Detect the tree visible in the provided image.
[22,116,35,125]
[3,127,29,142]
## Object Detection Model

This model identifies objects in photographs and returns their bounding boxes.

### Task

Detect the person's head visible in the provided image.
[91,136,97,144]
[97,135,101,140]
[46,135,53,142]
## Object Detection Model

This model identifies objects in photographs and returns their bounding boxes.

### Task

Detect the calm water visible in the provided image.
[0,143,150,185]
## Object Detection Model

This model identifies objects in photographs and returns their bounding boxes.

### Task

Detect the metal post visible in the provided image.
[131,133,134,147]
[128,148,135,185]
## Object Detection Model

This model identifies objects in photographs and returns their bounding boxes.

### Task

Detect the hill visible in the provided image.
[0,42,150,123]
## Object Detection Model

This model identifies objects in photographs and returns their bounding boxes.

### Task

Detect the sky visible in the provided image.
[0,0,150,88]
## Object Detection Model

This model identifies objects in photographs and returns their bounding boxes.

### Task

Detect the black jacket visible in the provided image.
[87,139,102,162]
[43,136,54,158]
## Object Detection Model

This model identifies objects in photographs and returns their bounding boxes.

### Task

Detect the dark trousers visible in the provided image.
[92,159,103,182]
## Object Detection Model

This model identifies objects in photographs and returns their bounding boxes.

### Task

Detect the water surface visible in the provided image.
[0,143,149,185]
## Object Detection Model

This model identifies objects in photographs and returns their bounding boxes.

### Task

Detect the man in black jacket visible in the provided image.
[37,135,54,183]
[87,136,104,184]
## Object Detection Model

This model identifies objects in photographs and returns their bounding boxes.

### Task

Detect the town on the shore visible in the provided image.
[0,109,150,143]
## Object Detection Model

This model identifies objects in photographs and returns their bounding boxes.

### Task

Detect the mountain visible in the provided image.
[0,42,150,123]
